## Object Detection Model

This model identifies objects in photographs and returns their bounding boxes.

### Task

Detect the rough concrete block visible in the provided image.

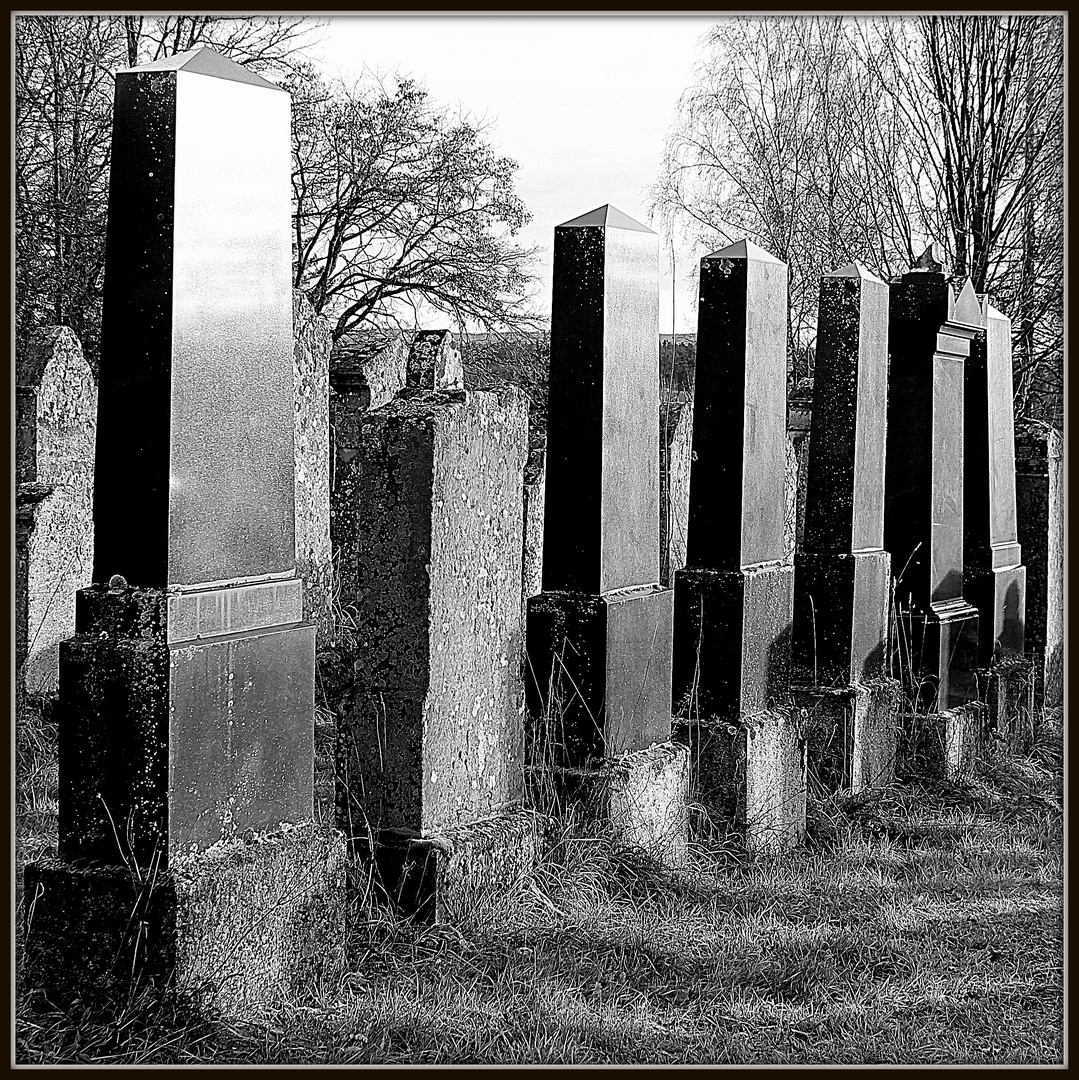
[293,290,334,647]
[356,808,546,923]
[796,678,900,794]
[674,709,806,853]
[23,823,347,1015]
[332,389,528,838]
[528,742,689,867]
[976,656,1037,757]
[898,700,989,779]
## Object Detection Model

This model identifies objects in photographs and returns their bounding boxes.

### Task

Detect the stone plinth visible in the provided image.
[407,329,464,391]
[528,742,689,867]
[293,290,334,647]
[332,389,528,839]
[16,484,53,715]
[898,700,989,780]
[355,808,546,923]
[976,656,1037,757]
[24,327,97,695]
[523,443,546,604]
[1015,427,1063,709]
[23,824,346,1015]
[797,680,900,794]
[884,266,982,712]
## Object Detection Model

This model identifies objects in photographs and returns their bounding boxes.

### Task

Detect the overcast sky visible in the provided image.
[313,15,718,332]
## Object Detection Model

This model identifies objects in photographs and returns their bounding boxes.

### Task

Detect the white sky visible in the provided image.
[311,15,718,332]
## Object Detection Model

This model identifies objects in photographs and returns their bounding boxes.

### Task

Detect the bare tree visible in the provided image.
[289,67,540,343]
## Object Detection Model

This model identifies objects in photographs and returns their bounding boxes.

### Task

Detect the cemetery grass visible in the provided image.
[15,704,1063,1065]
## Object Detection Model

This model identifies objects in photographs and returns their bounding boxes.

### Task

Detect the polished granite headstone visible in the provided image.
[526,205,673,765]
[790,265,898,792]
[964,298,1026,665]
[671,241,804,850]
[59,48,313,865]
[884,260,981,711]
[673,241,794,721]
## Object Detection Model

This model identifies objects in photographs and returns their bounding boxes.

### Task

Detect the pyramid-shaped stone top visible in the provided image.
[119,46,283,91]
[912,243,947,274]
[950,277,983,328]
[557,204,654,233]
[704,238,782,263]
[825,261,884,284]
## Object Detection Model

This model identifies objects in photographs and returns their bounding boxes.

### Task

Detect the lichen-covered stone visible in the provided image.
[331,330,408,415]
[897,700,989,779]
[293,291,334,647]
[522,443,546,604]
[976,656,1036,757]
[333,389,528,837]
[22,823,347,1015]
[406,328,464,391]
[25,327,97,694]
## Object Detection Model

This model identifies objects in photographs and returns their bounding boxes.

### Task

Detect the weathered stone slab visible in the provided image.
[407,328,464,391]
[24,327,97,694]
[1015,427,1063,708]
[293,290,333,647]
[899,700,989,780]
[330,330,408,417]
[333,389,528,838]
[522,442,546,604]
[23,823,346,1015]
[526,585,674,765]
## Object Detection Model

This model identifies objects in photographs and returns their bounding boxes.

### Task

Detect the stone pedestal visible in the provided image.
[976,655,1037,757]
[23,824,346,1013]
[899,700,989,780]
[528,742,689,867]
[673,241,803,850]
[797,680,900,794]
[660,396,693,587]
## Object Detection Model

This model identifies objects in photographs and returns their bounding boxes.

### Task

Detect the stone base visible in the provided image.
[795,678,901,794]
[898,700,990,779]
[674,709,805,853]
[526,585,674,765]
[355,807,546,923]
[900,600,980,712]
[673,563,794,722]
[976,656,1037,757]
[22,823,347,1015]
[527,741,689,867]
[965,563,1026,667]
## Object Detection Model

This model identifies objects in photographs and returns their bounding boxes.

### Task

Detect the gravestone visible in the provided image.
[23,328,97,695]
[964,297,1034,750]
[293,290,334,648]
[522,439,547,604]
[791,265,900,792]
[1015,426,1063,710]
[525,205,686,861]
[407,328,464,391]
[23,48,345,1011]
[672,240,804,852]
[884,255,984,775]
[332,382,541,918]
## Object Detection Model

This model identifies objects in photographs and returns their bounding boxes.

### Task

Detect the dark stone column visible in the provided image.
[24,51,343,1012]
[672,241,803,851]
[791,265,899,792]
[885,259,982,729]
[526,205,674,767]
